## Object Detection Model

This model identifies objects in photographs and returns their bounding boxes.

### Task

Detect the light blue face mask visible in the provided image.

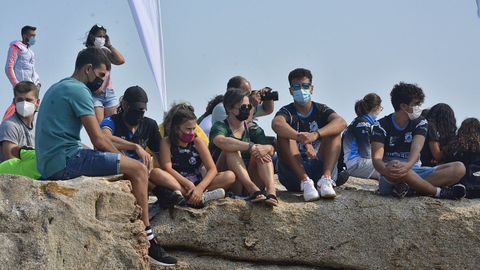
[28,37,36,46]
[293,89,311,106]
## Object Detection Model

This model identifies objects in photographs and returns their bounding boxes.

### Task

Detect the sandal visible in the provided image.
[247,191,266,203]
[264,194,279,207]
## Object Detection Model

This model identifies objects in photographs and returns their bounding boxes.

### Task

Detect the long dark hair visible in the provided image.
[164,103,197,145]
[354,93,382,116]
[197,94,224,123]
[425,103,457,147]
[84,24,106,47]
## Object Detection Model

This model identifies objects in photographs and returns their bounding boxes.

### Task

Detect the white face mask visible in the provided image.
[94,37,105,48]
[16,101,36,117]
[406,105,422,120]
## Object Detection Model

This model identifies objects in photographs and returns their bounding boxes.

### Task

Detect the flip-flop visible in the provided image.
[264,194,279,207]
[247,190,266,203]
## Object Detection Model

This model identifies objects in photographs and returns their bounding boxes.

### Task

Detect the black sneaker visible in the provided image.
[149,241,177,267]
[439,184,466,200]
[335,170,350,187]
[152,186,186,208]
[392,182,409,198]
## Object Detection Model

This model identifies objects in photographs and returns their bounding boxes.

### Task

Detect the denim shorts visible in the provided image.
[378,166,437,196]
[92,88,119,108]
[277,157,338,192]
[47,149,121,180]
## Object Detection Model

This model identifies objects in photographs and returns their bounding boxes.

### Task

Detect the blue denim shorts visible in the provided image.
[47,149,121,180]
[378,166,437,196]
[277,157,338,192]
[92,88,119,108]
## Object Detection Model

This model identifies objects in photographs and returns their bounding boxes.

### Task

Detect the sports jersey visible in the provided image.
[100,113,160,160]
[371,113,428,166]
[275,102,334,160]
[171,141,202,183]
[343,114,376,168]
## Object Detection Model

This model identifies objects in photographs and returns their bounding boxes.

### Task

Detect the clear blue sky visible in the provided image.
[1,0,479,144]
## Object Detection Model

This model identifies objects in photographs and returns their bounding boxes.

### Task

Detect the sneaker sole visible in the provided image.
[149,256,176,267]
[304,195,320,202]
[321,193,336,199]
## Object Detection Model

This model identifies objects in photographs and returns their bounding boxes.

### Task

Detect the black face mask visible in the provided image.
[235,107,250,121]
[124,109,145,126]
[85,71,104,93]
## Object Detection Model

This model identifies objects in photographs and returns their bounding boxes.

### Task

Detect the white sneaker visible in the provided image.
[202,188,225,204]
[301,179,320,201]
[317,176,336,199]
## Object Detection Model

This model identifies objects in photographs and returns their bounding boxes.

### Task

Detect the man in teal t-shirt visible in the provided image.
[34,47,177,266]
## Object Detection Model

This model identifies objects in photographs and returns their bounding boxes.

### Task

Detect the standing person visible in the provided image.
[272,68,347,201]
[371,82,466,199]
[156,103,235,207]
[342,93,383,180]
[210,88,278,206]
[35,48,177,266]
[0,81,39,162]
[4,25,40,120]
[84,24,125,123]
[420,103,457,166]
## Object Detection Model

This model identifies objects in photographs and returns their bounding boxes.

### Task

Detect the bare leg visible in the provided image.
[223,151,260,194]
[319,134,342,178]
[149,168,187,194]
[277,137,308,181]
[206,170,236,190]
[119,155,150,226]
[387,170,437,196]
[249,158,276,195]
[425,162,466,187]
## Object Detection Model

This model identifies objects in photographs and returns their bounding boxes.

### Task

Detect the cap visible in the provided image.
[123,86,148,110]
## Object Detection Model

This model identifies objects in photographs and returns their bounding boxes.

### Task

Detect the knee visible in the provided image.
[453,162,466,178]
[224,170,236,184]
[131,163,149,183]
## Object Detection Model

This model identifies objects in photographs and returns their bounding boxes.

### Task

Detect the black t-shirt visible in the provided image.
[371,113,428,166]
[100,113,161,160]
[420,122,440,166]
[275,102,334,159]
[171,141,203,177]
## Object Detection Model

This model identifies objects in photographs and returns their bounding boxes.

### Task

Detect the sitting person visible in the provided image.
[211,76,274,124]
[0,146,40,179]
[153,103,235,207]
[197,94,224,137]
[100,86,185,208]
[420,103,457,166]
[342,93,382,180]
[35,48,176,266]
[272,68,347,201]
[209,88,278,206]
[371,82,466,199]
[0,81,39,162]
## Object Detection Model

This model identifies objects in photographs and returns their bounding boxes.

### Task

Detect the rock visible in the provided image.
[0,175,149,270]
[152,177,480,269]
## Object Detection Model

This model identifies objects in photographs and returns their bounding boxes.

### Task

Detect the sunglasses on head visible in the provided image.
[292,83,311,91]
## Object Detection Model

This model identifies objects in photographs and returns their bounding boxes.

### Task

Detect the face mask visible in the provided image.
[235,106,250,121]
[16,101,36,117]
[124,109,145,126]
[85,70,104,93]
[293,89,311,106]
[406,105,422,120]
[28,36,36,46]
[179,133,195,143]
[94,37,105,48]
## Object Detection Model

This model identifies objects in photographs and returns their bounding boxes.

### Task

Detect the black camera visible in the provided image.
[261,90,279,101]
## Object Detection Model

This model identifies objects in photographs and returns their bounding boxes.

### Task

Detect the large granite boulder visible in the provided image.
[0,175,149,270]
[152,177,480,270]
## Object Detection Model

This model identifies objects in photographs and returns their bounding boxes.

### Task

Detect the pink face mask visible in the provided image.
[179,133,195,143]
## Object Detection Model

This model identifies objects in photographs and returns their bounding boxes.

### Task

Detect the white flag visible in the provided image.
[477,0,480,17]
[128,0,167,113]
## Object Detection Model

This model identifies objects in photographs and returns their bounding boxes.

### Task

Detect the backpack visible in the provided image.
[460,163,480,199]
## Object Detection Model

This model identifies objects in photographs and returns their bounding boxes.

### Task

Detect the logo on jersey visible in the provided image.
[389,136,397,147]
[309,121,318,132]
[189,156,197,165]
[405,132,413,143]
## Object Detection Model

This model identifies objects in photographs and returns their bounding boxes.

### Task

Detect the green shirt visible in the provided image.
[209,120,270,163]
[0,149,40,179]
[35,77,95,178]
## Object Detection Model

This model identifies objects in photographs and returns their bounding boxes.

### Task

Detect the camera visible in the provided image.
[259,87,279,101]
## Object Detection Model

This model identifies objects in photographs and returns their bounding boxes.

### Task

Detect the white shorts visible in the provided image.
[346,158,377,179]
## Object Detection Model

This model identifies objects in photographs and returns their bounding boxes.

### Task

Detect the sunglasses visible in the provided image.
[238,104,252,111]
[292,83,311,91]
